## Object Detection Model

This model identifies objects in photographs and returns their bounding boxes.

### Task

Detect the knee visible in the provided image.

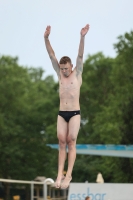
[59,140,67,149]
[67,136,76,150]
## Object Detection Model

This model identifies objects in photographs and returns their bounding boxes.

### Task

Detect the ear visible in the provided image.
[71,64,73,68]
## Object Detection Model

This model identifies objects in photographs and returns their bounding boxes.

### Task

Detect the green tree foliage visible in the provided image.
[94,32,133,183]
[79,52,114,143]
[75,31,133,183]
[0,56,59,199]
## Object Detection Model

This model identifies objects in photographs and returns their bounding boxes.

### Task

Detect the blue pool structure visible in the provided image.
[47,144,133,158]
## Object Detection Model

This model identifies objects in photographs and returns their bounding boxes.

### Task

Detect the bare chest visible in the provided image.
[59,75,80,90]
[59,74,81,101]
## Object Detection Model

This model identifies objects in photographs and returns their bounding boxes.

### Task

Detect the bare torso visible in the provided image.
[58,69,82,111]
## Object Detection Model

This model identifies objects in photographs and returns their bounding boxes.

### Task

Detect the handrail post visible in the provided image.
[31,181,34,200]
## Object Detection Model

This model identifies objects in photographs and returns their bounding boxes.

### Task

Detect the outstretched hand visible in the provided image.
[80,24,90,37]
[44,25,51,38]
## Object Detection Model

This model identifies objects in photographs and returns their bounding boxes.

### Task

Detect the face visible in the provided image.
[60,62,73,77]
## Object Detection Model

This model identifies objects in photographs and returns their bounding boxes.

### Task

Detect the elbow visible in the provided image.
[49,54,53,59]
[49,53,55,59]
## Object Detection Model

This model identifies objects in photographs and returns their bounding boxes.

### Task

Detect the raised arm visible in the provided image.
[44,26,60,76]
[76,24,90,75]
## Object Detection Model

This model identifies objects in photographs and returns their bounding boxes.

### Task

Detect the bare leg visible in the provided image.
[55,116,68,188]
[61,115,80,189]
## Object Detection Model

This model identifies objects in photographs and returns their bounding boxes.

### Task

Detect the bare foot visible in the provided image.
[61,176,72,189]
[54,175,65,188]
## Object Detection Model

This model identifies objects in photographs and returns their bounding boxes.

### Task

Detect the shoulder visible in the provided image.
[73,67,82,78]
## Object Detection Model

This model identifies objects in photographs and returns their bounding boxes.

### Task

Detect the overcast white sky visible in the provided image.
[0,0,133,81]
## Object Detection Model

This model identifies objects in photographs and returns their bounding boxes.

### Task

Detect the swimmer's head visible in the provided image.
[59,56,72,65]
[59,56,73,77]
[85,197,91,200]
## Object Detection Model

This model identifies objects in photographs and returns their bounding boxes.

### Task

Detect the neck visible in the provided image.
[66,71,72,77]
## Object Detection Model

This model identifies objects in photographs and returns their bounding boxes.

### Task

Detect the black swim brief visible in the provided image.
[58,110,80,123]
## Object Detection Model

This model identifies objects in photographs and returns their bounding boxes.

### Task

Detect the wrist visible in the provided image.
[44,36,49,40]
[80,35,85,40]
[80,34,85,38]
